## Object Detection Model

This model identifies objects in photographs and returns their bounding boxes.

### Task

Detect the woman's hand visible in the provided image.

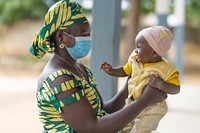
[148,74,164,89]
[139,85,167,106]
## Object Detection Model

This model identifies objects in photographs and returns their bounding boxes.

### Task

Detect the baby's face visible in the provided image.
[135,34,155,63]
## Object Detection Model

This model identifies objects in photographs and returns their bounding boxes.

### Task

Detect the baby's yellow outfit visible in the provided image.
[121,51,180,133]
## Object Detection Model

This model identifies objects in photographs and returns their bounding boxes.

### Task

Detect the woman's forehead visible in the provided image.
[66,22,90,34]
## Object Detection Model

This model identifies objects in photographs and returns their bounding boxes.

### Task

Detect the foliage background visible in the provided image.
[0,0,200,44]
[0,0,49,25]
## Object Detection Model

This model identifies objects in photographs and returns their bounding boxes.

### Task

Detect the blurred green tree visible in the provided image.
[0,0,90,25]
[186,0,200,26]
[0,0,48,25]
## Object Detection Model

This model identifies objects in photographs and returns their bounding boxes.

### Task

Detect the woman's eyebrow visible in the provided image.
[79,29,90,36]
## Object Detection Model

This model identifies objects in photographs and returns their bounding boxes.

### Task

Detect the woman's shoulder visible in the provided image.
[37,64,73,90]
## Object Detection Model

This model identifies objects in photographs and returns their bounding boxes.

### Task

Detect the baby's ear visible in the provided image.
[153,51,159,57]
[54,30,63,42]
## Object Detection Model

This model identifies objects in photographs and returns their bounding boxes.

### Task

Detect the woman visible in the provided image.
[30,0,167,132]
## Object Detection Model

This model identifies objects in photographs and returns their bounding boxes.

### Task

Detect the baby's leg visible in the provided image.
[130,101,168,133]
[121,121,135,133]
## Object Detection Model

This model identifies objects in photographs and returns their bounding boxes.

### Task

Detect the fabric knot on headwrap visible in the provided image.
[139,26,173,57]
[30,0,88,58]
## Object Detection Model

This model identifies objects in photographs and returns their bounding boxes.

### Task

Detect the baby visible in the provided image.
[100,26,180,133]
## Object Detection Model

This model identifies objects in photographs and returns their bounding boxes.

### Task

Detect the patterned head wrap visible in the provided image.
[139,26,173,57]
[30,0,88,58]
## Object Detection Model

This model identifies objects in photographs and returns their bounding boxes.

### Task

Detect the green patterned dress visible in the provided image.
[37,66,107,133]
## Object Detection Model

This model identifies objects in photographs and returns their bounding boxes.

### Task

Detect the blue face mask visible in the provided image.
[63,32,92,59]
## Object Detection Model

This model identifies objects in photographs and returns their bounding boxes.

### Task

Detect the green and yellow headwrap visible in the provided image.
[30,0,88,58]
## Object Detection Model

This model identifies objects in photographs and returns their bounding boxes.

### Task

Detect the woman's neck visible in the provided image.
[54,53,78,69]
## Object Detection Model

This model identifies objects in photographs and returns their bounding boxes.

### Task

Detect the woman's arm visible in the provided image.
[53,75,167,133]
[102,77,129,113]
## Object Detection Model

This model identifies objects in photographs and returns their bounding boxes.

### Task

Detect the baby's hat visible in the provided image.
[139,26,173,57]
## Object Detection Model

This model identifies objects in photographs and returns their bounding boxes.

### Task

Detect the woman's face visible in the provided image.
[62,22,90,48]
[135,34,155,63]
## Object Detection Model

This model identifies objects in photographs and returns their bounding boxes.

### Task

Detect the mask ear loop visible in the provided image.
[63,31,75,39]
[63,31,76,49]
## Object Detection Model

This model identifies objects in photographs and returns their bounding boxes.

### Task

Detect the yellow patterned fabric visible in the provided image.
[37,66,107,132]
[30,0,88,58]
[123,51,180,100]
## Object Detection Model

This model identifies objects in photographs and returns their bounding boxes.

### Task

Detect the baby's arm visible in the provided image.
[100,62,128,77]
[148,74,180,94]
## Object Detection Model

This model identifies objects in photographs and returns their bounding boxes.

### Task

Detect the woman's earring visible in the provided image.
[59,43,65,49]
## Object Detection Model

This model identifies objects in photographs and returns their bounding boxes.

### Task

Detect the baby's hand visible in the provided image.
[148,74,164,89]
[100,62,113,75]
